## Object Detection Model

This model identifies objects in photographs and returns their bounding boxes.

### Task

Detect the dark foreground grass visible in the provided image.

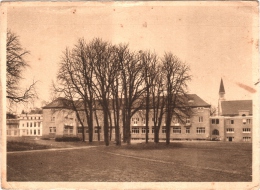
[7,142,252,182]
[7,138,105,151]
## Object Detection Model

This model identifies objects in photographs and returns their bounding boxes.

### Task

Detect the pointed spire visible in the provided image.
[219,78,225,93]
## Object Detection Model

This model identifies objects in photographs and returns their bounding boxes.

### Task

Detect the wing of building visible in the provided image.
[210,79,252,142]
[42,94,213,141]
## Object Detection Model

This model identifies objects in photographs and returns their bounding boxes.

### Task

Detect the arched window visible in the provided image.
[212,129,219,135]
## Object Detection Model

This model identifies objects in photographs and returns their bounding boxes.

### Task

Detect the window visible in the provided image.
[246,119,251,124]
[64,126,73,134]
[30,130,32,135]
[30,123,32,127]
[186,128,190,133]
[142,127,149,134]
[212,119,215,124]
[142,118,146,124]
[196,127,205,134]
[162,126,166,134]
[231,120,234,124]
[94,126,101,133]
[186,118,190,124]
[212,129,219,135]
[243,137,251,141]
[78,128,83,133]
[27,123,29,127]
[34,122,36,127]
[49,127,52,133]
[38,122,41,127]
[38,130,40,135]
[34,130,36,135]
[7,130,11,136]
[152,127,155,133]
[22,123,24,127]
[173,127,181,134]
[132,118,139,125]
[199,116,203,123]
[226,128,234,133]
[132,127,139,134]
[242,128,251,133]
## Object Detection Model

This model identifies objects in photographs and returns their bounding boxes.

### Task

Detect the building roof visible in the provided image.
[43,94,210,110]
[186,94,211,108]
[221,100,252,116]
[219,78,225,93]
[42,97,74,109]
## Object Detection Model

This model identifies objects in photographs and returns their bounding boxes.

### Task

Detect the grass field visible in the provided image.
[6,141,251,182]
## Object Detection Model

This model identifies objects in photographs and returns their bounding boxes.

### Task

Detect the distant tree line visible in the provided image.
[54,38,191,146]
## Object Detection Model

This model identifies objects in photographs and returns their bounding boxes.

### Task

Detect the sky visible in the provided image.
[5,2,259,112]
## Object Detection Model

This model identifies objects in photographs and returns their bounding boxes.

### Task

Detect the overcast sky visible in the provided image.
[6,2,258,111]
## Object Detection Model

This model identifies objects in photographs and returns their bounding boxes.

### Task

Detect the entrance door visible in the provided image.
[228,137,233,142]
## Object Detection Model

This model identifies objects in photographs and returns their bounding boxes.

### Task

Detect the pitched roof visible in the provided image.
[219,78,225,93]
[42,98,74,109]
[43,94,210,110]
[221,100,252,116]
[186,94,211,107]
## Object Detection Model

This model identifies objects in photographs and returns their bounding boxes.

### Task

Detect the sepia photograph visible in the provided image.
[1,1,259,189]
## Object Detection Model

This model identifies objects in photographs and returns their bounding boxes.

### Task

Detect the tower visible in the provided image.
[218,78,225,115]
[219,78,225,101]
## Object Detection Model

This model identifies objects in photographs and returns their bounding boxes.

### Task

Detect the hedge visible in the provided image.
[55,137,81,142]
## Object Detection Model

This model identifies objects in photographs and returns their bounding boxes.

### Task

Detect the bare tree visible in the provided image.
[118,45,146,144]
[162,53,192,145]
[55,38,97,142]
[90,38,119,146]
[140,51,158,143]
[6,30,37,107]
[210,105,217,116]
[151,65,166,143]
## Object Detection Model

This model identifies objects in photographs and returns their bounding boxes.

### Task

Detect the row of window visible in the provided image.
[23,122,41,128]
[226,137,251,142]
[212,119,251,125]
[132,117,194,125]
[226,128,251,133]
[21,116,42,120]
[7,129,41,135]
[131,127,205,134]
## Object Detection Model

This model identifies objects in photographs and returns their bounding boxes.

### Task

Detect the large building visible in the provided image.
[42,95,211,141]
[210,79,252,142]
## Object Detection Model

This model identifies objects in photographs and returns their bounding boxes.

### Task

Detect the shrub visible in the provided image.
[55,137,81,142]
[41,137,50,140]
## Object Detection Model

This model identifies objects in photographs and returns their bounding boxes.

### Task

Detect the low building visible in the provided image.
[7,118,20,137]
[210,79,252,142]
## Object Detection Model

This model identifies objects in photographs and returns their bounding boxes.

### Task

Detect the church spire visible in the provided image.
[219,78,225,101]
[219,78,225,93]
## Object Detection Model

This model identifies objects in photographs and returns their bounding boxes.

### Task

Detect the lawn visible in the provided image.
[7,141,252,182]
[6,137,105,151]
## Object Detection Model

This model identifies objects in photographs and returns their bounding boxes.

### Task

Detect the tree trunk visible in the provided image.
[103,111,109,146]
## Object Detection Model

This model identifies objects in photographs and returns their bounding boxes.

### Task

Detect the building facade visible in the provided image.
[19,113,43,136]
[42,95,211,141]
[6,112,43,137]
[209,79,252,142]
